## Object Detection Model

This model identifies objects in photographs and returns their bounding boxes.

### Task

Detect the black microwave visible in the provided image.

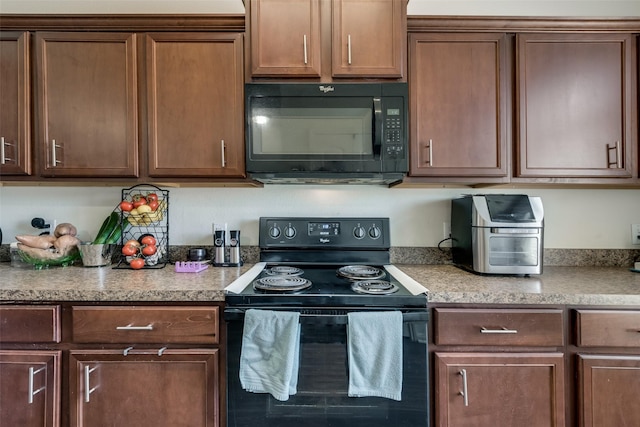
[245,83,408,185]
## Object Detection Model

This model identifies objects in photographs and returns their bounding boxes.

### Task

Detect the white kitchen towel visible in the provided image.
[239,309,301,401]
[347,311,403,401]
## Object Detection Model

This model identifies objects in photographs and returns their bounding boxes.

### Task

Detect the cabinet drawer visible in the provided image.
[0,305,60,343]
[434,308,564,346]
[576,310,640,348]
[72,306,219,344]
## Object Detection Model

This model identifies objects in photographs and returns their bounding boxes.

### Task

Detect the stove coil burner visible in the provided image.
[265,266,304,276]
[253,276,312,293]
[351,280,399,295]
[337,265,386,281]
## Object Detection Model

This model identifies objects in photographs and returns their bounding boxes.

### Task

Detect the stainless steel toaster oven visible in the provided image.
[451,194,544,275]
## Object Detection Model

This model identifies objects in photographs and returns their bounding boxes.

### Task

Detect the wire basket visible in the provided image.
[113,184,169,269]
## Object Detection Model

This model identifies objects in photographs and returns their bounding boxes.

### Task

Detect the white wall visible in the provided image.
[1,0,639,16]
[1,186,639,249]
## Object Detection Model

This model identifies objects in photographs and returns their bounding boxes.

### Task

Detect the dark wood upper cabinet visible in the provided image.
[0,31,31,176]
[408,33,509,181]
[331,0,405,78]
[145,33,245,178]
[515,33,638,181]
[247,0,406,80]
[249,0,322,77]
[36,32,139,178]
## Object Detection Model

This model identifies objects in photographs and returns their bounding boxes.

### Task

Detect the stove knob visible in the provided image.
[269,226,281,239]
[353,225,366,239]
[369,225,381,239]
[284,225,296,239]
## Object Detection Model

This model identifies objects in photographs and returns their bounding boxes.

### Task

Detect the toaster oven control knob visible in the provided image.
[353,226,366,239]
[268,225,281,239]
[284,225,296,239]
[368,225,381,239]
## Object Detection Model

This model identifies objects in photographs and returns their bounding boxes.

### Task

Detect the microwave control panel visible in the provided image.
[383,101,406,160]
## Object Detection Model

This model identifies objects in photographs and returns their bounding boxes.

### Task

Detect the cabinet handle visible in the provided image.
[122,346,168,356]
[480,326,518,334]
[458,369,469,407]
[84,366,98,403]
[116,323,154,331]
[0,136,11,164]
[607,141,622,168]
[427,139,433,166]
[221,140,226,167]
[51,139,62,167]
[347,34,352,65]
[28,366,46,404]
[303,34,308,65]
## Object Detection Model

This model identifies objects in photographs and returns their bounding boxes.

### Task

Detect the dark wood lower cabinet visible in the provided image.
[578,355,640,427]
[434,352,565,427]
[0,350,61,427]
[69,349,219,427]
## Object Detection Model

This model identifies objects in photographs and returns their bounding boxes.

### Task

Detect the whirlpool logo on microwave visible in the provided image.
[319,238,331,243]
[318,85,335,93]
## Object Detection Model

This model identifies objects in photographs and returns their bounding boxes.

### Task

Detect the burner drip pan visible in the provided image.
[337,265,385,280]
[265,266,304,276]
[351,280,398,295]
[253,276,312,293]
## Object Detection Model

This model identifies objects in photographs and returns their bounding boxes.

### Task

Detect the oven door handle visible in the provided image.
[224,308,428,324]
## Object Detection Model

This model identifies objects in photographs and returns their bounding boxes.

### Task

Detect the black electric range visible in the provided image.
[224,217,428,309]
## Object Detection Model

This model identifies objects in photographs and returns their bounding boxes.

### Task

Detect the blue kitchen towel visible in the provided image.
[347,311,403,401]
[239,309,301,401]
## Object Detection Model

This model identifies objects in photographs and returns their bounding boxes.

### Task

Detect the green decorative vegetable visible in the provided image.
[94,212,120,244]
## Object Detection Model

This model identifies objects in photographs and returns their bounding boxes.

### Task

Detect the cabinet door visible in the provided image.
[578,355,640,427]
[0,350,61,427]
[0,31,31,176]
[435,352,565,427]
[70,349,219,427]
[409,33,509,179]
[332,0,405,78]
[36,32,139,178]
[249,0,321,77]
[516,33,637,179]
[146,33,245,178]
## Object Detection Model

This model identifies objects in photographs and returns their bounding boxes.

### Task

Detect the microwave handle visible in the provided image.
[373,97,383,156]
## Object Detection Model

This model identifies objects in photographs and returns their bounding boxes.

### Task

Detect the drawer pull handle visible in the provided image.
[480,326,518,334]
[158,346,168,356]
[116,323,154,331]
[458,369,469,406]
[123,346,134,356]
[28,366,46,404]
[84,366,98,403]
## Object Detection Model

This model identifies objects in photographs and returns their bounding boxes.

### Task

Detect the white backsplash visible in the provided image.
[1,185,639,249]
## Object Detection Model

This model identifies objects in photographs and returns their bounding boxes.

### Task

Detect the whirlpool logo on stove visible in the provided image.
[319,238,331,243]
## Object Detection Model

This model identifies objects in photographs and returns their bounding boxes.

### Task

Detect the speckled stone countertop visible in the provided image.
[0,263,639,306]
[0,262,252,302]
[399,264,640,306]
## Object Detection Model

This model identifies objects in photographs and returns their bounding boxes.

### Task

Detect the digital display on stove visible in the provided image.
[308,222,340,236]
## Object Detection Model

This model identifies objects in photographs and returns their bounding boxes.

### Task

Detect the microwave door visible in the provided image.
[249,97,376,162]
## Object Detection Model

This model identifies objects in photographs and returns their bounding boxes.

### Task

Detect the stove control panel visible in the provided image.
[260,217,390,248]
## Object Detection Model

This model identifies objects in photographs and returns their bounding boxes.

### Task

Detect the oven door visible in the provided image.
[225,308,429,427]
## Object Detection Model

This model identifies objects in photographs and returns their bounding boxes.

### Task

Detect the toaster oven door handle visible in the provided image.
[490,228,539,234]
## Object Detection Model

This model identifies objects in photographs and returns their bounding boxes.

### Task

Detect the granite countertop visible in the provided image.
[399,264,640,306]
[0,262,252,302]
[0,263,639,306]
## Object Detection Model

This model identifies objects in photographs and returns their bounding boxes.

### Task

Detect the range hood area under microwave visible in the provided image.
[245,83,409,185]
